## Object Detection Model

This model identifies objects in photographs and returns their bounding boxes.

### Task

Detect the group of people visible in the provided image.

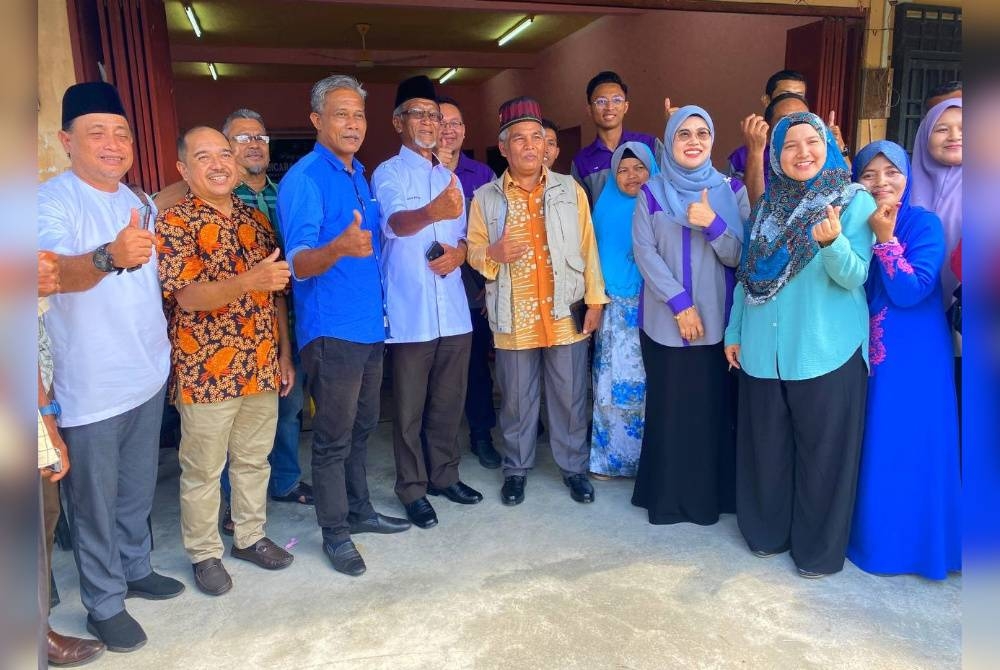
[36,66,961,666]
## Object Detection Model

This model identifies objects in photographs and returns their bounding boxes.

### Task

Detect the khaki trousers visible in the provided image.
[177,391,278,563]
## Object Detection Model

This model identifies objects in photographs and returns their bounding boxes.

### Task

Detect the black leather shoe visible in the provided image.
[192,558,232,596]
[85,610,146,653]
[349,512,412,535]
[564,474,595,503]
[324,540,366,577]
[404,496,439,528]
[471,437,501,469]
[501,475,526,506]
[126,571,185,600]
[428,481,483,505]
[231,537,294,570]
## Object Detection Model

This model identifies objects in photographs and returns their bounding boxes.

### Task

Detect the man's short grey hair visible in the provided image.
[311,75,367,114]
[221,108,265,137]
[498,128,510,144]
[392,102,408,119]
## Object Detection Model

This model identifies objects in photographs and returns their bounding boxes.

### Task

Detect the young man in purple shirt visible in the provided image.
[571,71,664,207]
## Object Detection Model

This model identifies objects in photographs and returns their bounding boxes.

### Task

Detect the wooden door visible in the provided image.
[785,17,864,153]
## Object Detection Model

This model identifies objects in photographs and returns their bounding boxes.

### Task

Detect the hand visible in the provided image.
[827,111,846,153]
[687,189,716,228]
[427,173,463,222]
[242,248,290,292]
[428,242,466,276]
[741,114,769,154]
[487,225,529,264]
[38,251,60,296]
[868,202,900,243]
[676,306,704,341]
[812,205,843,247]
[664,97,679,120]
[724,344,741,370]
[278,353,295,398]
[40,425,70,483]
[582,305,603,335]
[107,208,155,268]
[435,145,456,166]
[330,210,373,258]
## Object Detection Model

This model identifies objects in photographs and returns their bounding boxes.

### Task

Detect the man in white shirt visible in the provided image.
[37,82,183,654]
[371,76,483,529]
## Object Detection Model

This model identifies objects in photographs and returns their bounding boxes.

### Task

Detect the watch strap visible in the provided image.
[39,400,61,417]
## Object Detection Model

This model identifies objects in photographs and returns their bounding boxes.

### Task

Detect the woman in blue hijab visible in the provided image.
[725,112,875,578]
[631,106,748,525]
[847,140,960,579]
[588,142,658,479]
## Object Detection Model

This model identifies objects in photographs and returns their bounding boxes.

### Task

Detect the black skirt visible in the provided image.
[631,332,736,525]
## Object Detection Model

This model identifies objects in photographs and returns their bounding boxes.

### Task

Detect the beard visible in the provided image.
[414,136,436,150]
[245,164,268,176]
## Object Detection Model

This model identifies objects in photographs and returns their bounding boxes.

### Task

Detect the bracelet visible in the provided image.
[673,307,692,321]
[39,400,61,417]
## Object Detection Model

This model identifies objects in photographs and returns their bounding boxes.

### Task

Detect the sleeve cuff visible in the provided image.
[667,291,693,315]
[724,330,740,347]
[287,245,311,282]
[819,233,848,257]
[703,215,727,242]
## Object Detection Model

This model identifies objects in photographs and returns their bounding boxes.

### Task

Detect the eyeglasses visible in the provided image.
[591,95,626,109]
[675,129,712,142]
[440,120,465,130]
[231,134,270,144]
[402,109,443,123]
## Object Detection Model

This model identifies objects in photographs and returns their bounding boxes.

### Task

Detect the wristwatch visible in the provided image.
[39,400,61,417]
[92,243,116,273]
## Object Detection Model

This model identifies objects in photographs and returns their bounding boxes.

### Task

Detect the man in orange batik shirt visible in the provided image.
[157,126,296,597]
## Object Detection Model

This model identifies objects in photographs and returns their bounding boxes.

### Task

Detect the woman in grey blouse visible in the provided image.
[630,106,749,526]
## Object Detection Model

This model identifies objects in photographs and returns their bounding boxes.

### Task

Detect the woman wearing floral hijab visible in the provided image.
[588,142,658,479]
[847,140,960,579]
[631,106,747,526]
[725,111,875,578]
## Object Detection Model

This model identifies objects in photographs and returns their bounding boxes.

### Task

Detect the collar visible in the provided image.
[236,175,277,195]
[586,128,646,155]
[503,167,548,193]
[398,143,438,169]
[313,141,364,174]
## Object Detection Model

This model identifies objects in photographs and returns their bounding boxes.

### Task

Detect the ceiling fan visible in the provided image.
[311,23,427,69]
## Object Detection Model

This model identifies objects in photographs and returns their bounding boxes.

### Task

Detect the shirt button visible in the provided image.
[772,322,777,327]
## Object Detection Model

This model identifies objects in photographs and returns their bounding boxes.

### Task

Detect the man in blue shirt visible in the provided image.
[371,76,483,531]
[277,74,411,579]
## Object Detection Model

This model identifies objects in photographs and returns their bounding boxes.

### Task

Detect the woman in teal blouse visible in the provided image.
[724,112,875,578]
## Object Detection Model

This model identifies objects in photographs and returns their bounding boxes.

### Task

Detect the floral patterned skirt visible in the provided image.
[589,293,645,477]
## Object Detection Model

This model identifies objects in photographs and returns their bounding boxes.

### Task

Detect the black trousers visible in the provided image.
[390,334,472,504]
[301,337,382,544]
[737,349,868,574]
[464,308,497,440]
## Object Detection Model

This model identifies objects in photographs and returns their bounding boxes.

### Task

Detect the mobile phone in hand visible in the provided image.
[426,241,447,278]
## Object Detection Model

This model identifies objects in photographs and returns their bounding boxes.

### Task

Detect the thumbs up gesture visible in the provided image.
[330,209,373,258]
[243,247,291,292]
[427,173,464,222]
[664,97,680,120]
[827,110,847,154]
[687,189,716,228]
[108,207,155,268]
[812,205,843,247]
[486,224,529,264]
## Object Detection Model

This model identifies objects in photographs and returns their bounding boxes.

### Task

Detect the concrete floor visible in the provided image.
[49,418,960,670]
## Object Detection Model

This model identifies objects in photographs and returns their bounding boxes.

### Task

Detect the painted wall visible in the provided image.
[173,79,487,174]
[38,0,77,182]
[479,10,813,171]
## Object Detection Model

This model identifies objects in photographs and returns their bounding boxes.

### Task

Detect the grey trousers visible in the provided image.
[495,340,590,477]
[61,385,165,621]
[390,334,471,504]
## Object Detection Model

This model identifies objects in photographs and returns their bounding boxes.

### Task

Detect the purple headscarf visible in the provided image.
[910,98,961,298]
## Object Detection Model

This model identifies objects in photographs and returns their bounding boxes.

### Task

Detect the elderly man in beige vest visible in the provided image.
[466,97,608,507]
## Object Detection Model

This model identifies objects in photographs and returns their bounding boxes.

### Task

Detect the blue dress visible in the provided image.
[847,142,961,579]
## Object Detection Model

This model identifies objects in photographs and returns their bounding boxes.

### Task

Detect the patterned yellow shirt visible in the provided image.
[467,169,608,351]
